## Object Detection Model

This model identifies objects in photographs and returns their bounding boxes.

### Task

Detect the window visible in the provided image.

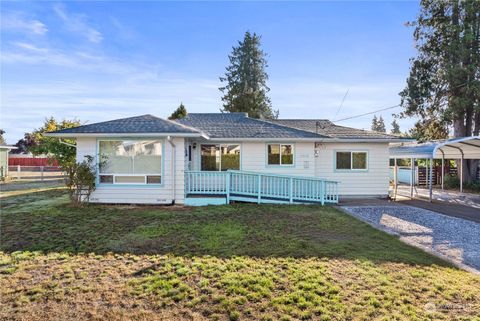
[98,140,162,184]
[335,151,367,170]
[201,144,240,171]
[267,144,294,165]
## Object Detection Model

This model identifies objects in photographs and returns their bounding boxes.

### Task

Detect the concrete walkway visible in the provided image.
[395,185,480,209]
[342,205,480,273]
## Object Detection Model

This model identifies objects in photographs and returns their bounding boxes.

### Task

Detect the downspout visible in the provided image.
[167,136,176,205]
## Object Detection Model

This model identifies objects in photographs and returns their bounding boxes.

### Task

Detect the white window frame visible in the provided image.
[335,150,368,171]
[267,143,295,166]
[97,139,163,185]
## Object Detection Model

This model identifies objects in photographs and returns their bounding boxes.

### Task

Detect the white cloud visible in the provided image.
[2,41,143,75]
[1,12,48,35]
[0,69,221,143]
[53,4,103,43]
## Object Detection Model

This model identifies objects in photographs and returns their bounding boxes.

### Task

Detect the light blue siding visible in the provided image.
[389,167,417,184]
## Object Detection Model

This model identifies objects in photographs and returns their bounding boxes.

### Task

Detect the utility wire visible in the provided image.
[334,88,349,120]
[333,104,401,122]
[331,79,476,123]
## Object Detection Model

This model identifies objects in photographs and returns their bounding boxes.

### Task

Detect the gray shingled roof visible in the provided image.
[270,119,401,140]
[47,113,406,141]
[175,113,328,139]
[48,114,201,135]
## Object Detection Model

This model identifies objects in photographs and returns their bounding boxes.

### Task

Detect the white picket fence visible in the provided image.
[6,165,65,181]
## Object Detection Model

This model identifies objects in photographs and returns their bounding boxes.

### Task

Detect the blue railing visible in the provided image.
[185,170,338,205]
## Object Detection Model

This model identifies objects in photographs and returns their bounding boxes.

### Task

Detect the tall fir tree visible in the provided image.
[408,118,449,142]
[371,115,386,132]
[399,0,480,181]
[219,31,278,119]
[371,115,379,131]
[168,103,188,120]
[391,119,401,134]
[377,116,386,133]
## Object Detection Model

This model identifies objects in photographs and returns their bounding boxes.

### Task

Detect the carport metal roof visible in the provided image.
[389,136,480,159]
[389,136,480,201]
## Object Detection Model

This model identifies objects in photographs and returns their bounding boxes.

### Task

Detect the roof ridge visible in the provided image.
[276,119,332,122]
[63,114,153,128]
[251,118,331,139]
[188,112,248,115]
[166,118,207,136]
[47,113,201,135]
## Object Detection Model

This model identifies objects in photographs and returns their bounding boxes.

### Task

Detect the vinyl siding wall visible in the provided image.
[190,141,316,177]
[315,142,390,196]
[76,137,185,204]
[190,140,389,197]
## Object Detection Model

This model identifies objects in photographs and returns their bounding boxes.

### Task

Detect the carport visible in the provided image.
[389,136,480,202]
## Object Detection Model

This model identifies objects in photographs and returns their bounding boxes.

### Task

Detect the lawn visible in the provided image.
[0,187,479,321]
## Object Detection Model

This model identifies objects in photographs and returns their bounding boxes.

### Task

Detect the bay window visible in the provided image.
[98,140,162,184]
[201,144,240,171]
[267,144,294,165]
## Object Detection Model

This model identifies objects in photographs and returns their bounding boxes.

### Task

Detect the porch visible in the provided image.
[184,170,339,206]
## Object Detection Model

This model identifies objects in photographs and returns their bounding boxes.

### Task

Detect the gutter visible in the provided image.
[206,138,412,143]
[167,136,176,205]
[58,140,76,148]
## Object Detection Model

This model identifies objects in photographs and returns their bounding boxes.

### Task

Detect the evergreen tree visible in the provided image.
[168,103,188,120]
[399,0,480,181]
[0,129,5,145]
[408,118,449,142]
[371,115,386,132]
[371,115,379,131]
[377,116,386,133]
[391,119,401,134]
[219,31,277,119]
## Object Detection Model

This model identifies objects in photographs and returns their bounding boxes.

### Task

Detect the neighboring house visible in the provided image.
[46,113,405,205]
[0,146,16,180]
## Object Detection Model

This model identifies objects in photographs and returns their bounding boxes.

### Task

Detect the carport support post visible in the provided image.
[393,158,398,200]
[460,155,463,193]
[410,158,414,198]
[429,157,433,202]
[441,156,444,190]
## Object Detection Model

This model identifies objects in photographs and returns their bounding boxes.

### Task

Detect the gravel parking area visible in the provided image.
[342,206,480,273]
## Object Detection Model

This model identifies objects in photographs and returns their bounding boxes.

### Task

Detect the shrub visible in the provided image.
[62,155,97,206]
[465,181,480,192]
[443,176,460,189]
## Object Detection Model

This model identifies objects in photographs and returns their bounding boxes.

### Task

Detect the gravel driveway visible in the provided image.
[342,206,480,273]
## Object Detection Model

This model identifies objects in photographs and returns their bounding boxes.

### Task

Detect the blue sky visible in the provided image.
[1,1,419,144]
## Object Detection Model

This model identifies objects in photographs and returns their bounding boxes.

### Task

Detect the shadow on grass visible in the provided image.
[0,189,450,267]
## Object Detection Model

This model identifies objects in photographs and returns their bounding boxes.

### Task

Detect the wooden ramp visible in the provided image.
[184,170,338,206]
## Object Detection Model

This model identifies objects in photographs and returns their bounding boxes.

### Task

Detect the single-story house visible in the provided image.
[46,113,406,205]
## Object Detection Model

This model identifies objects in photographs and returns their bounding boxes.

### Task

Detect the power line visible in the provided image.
[334,88,349,120]
[333,104,401,122]
[332,79,476,123]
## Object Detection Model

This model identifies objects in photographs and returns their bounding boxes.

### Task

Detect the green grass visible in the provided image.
[1,188,479,321]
